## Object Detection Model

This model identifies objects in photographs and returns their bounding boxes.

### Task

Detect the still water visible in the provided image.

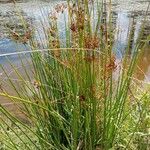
[0,0,150,81]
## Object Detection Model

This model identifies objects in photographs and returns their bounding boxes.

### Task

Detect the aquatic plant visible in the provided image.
[0,0,150,149]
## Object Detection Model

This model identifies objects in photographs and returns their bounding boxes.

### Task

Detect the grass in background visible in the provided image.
[0,0,150,149]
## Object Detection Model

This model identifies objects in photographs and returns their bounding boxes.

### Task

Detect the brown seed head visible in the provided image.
[70,23,77,32]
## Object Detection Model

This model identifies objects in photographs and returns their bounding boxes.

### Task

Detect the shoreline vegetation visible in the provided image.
[0,0,150,149]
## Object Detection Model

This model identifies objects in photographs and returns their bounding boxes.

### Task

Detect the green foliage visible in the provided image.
[0,0,150,149]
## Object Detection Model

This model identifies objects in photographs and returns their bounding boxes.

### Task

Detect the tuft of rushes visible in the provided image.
[0,0,150,150]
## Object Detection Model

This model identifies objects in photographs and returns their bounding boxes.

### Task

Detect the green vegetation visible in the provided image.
[0,0,150,149]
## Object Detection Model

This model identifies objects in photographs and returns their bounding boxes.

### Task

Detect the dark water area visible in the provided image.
[0,38,29,64]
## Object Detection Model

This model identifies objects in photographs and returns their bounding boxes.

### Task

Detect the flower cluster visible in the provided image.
[49,3,67,21]
[10,29,32,44]
[55,3,67,13]
[84,35,100,49]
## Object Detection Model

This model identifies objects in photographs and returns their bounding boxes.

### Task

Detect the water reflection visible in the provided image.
[114,12,130,57]
[0,38,29,64]
[0,1,150,82]
[135,46,150,82]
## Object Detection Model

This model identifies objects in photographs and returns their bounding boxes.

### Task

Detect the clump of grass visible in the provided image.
[0,0,150,149]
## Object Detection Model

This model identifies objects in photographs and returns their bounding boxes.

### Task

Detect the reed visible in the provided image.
[0,0,150,149]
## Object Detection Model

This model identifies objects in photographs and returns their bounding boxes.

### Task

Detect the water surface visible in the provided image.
[0,0,150,83]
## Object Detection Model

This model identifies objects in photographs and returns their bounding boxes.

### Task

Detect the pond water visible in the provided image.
[0,0,150,81]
